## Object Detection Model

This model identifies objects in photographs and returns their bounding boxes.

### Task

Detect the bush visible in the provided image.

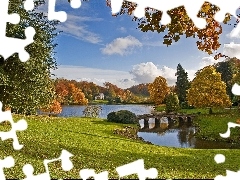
[165,92,180,113]
[180,101,194,109]
[107,110,137,124]
[83,105,102,117]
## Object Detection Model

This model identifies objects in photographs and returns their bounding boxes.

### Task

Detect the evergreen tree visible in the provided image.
[175,64,190,103]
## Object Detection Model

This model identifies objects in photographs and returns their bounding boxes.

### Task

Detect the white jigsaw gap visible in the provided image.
[0,156,15,180]
[48,0,81,22]
[0,102,28,150]
[22,149,73,180]
[0,0,36,62]
[111,0,240,30]
[79,169,108,180]
[24,0,35,11]
[116,159,158,180]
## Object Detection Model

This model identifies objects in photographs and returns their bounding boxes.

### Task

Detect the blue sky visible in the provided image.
[39,0,240,88]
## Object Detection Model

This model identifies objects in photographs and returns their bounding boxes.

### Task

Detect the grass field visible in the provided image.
[0,115,239,179]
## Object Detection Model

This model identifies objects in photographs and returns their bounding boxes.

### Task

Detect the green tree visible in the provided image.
[0,0,59,114]
[165,92,180,113]
[175,63,190,104]
[215,58,240,102]
[232,70,240,110]
[148,76,169,105]
[187,66,231,114]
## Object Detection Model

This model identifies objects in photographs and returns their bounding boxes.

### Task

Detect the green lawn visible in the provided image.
[0,115,240,179]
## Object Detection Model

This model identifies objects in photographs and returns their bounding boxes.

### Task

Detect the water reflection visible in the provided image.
[57,105,154,118]
[138,117,240,149]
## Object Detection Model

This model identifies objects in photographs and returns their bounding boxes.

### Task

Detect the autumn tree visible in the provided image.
[67,83,88,105]
[0,0,59,114]
[187,66,231,113]
[40,99,62,115]
[148,76,170,105]
[104,82,125,103]
[106,1,237,59]
[175,63,190,104]
[77,81,100,101]
[54,79,69,103]
[127,83,150,96]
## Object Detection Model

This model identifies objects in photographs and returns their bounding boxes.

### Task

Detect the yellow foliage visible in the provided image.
[187,66,231,108]
[148,76,170,105]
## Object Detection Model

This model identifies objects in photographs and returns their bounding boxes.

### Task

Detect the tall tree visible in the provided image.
[106,1,235,59]
[231,70,240,110]
[0,0,59,114]
[215,58,236,101]
[187,66,231,113]
[148,76,169,105]
[175,64,190,103]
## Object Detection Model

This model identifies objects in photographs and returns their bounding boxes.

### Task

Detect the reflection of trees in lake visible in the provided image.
[177,123,196,147]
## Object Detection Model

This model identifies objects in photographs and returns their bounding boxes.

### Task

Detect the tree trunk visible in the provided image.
[209,107,213,114]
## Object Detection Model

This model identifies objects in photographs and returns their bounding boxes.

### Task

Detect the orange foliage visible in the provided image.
[41,99,62,115]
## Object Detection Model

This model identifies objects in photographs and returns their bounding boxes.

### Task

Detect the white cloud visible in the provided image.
[130,62,197,86]
[227,24,240,39]
[101,36,142,55]
[51,58,221,90]
[57,14,103,44]
[51,65,134,89]
[36,3,102,44]
[223,42,240,59]
[118,27,127,33]
[199,56,219,69]
[130,62,178,86]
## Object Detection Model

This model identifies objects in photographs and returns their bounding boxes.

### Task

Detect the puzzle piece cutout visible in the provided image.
[0,156,15,180]
[24,0,82,22]
[0,0,82,62]
[0,102,28,150]
[213,83,240,179]
[22,149,73,180]
[111,0,240,30]
[116,159,158,180]
[219,122,240,138]
[214,154,240,179]
[80,169,108,180]
[0,0,36,62]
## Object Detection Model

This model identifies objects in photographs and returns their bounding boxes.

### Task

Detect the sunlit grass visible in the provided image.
[0,115,239,179]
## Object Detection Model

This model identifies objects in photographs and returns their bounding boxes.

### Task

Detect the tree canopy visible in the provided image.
[148,76,169,105]
[0,0,59,114]
[175,63,190,103]
[106,0,238,59]
[187,66,231,110]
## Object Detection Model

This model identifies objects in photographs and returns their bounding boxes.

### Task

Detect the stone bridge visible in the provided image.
[136,112,197,131]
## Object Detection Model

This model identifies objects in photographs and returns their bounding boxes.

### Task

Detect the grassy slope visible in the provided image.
[0,115,240,179]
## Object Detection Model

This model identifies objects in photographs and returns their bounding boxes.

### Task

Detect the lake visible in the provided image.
[58,104,155,118]
[56,105,240,149]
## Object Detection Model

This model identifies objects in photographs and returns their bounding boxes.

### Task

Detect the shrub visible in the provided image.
[165,92,180,113]
[107,110,137,124]
[180,101,194,109]
[83,105,102,118]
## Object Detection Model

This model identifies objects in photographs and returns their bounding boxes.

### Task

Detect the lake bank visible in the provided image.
[1,115,239,179]
[40,104,240,148]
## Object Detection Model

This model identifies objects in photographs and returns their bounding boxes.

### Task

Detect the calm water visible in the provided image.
[58,104,154,118]
[138,118,240,149]
[56,105,240,149]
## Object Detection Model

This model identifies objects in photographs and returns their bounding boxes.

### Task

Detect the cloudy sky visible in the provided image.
[42,0,240,88]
